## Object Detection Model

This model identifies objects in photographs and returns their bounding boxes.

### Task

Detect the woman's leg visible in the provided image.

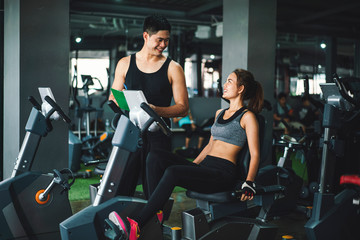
[135,162,236,229]
[145,149,193,197]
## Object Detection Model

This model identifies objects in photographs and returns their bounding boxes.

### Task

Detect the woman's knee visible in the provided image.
[163,166,179,182]
[147,149,165,167]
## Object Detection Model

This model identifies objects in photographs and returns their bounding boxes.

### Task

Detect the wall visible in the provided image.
[3,0,69,178]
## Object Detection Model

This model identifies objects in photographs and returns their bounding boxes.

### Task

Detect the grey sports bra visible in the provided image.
[211,107,247,147]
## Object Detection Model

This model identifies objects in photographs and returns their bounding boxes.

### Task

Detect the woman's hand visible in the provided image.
[240,181,256,201]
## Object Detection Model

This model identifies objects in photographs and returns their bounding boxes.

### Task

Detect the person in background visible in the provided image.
[273,92,305,135]
[173,109,206,150]
[295,95,320,129]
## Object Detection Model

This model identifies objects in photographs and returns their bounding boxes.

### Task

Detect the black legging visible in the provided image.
[134,149,238,229]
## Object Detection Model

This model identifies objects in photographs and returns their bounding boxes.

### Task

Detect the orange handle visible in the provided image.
[35,189,50,205]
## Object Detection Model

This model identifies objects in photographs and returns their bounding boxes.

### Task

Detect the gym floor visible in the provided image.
[70,192,309,240]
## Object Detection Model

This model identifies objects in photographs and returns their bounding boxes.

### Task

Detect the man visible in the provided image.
[109,14,189,198]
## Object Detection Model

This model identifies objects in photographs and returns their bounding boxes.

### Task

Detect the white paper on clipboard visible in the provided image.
[123,90,160,132]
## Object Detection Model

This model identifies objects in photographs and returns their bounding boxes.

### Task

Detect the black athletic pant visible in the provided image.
[115,131,171,197]
[135,149,238,229]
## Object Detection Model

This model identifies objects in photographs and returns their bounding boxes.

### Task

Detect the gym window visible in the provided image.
[70,50,110,95]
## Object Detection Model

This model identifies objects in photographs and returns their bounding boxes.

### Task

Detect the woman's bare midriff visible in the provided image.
[207,140,243,165]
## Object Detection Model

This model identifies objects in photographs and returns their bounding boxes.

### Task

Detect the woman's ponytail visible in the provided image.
[247,81,264,113]
[233,69,264,113]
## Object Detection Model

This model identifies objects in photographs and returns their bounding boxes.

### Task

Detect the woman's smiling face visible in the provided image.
[222,72,241,99]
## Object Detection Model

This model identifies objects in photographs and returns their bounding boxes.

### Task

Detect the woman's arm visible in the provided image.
[241,112,260,182]
[193,136,213,164]
[239,111,260,201]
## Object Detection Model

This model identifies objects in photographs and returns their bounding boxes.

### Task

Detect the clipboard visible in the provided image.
[110,89,159,132]
[111,88,130,111]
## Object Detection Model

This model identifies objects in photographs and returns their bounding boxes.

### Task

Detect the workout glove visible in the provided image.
[241,181,256,197]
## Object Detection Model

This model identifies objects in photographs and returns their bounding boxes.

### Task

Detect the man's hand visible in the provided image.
[148,103,156,111]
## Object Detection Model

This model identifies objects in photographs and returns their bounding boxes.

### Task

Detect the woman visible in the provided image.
[106,69,264,240]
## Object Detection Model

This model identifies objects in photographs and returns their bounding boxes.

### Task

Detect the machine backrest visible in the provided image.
[236,114,266,180]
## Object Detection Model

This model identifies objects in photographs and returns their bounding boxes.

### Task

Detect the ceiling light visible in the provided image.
[320,42,326,49]
[75,37,82,43]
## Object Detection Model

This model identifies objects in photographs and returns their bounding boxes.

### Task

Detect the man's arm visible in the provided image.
[108,56,130,104]
[151,61,189,118]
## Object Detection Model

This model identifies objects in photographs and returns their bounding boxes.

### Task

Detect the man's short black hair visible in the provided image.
[277,92,287,99]
[143,14,171,35]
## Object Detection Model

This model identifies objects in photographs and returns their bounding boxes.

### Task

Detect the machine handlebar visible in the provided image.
[107,100,123,114]
[28,96,42,111]
[333,73,359,107]
[140,102,172,136]
[107,100,125,130]
[44,96,71,123]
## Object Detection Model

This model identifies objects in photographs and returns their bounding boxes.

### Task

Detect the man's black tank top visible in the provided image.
[125,54,173,126]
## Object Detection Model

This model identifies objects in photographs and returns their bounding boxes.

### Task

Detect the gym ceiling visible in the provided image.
[69,0,360,62]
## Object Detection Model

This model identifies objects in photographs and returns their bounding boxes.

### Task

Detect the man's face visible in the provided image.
[303,99,310,107]
[279,97,286,106]
[144,30,170,55]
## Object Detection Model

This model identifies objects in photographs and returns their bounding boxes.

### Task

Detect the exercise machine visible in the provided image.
[183,186,284,240]
[71,72,112,167]
[340,174,360,206]
[178,114,284,240]
[265,76,325,217]
[0,88,74,240]
[304,74,360,239]
[60,100,172,240]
